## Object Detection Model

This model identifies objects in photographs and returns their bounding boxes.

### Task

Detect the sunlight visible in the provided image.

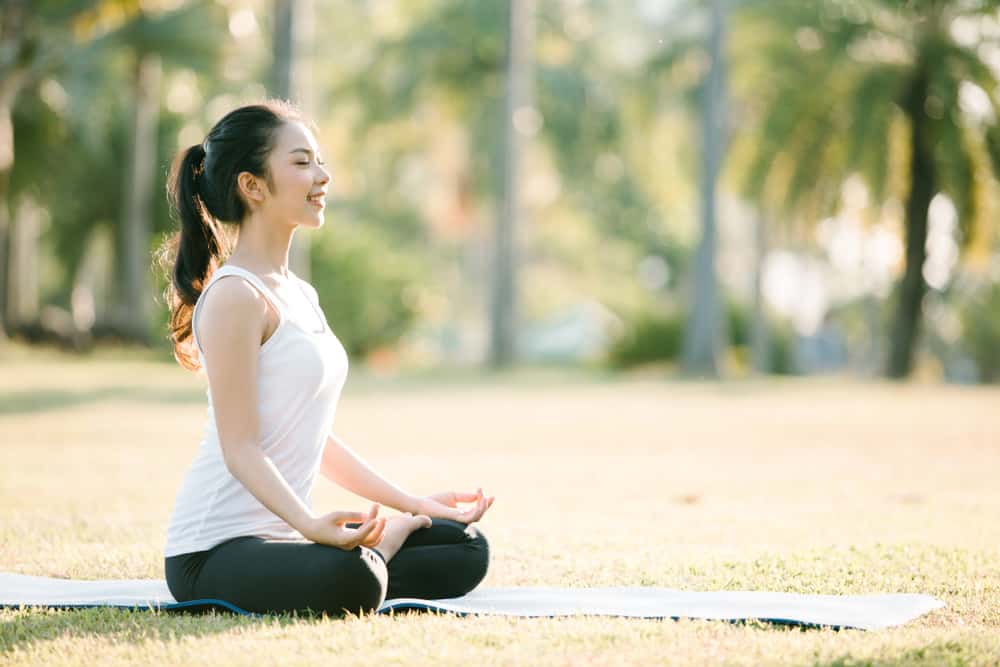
[227,7,257,39]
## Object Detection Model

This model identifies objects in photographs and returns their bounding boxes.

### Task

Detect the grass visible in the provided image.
[1,349,999,665]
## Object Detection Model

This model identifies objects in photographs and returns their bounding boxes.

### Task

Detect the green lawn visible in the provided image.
[1,351,999,666]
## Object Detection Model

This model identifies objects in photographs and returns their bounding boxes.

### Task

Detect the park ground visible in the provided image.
[1,349,998,666]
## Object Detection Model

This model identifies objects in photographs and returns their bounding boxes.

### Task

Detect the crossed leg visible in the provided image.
[164,518,489,616]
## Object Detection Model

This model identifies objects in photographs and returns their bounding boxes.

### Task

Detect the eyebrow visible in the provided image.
[290,148,314,156]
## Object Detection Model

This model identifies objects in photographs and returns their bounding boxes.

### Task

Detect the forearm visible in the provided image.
[224,444,316,534]
[319,432,417,513]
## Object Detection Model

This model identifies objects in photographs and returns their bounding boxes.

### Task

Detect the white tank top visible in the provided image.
[164,264,349,557]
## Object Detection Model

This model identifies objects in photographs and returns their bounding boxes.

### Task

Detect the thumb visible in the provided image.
[329,511,367,525]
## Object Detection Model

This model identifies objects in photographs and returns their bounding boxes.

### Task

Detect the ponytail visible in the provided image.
[160,143,232,371]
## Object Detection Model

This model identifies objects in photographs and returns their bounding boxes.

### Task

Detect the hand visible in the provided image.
[303,503,386,550]
[414,488,495,524]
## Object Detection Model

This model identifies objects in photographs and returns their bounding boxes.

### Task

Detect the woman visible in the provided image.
[159,101,494,617]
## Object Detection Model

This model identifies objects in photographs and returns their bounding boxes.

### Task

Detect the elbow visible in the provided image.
[220,440,257,478]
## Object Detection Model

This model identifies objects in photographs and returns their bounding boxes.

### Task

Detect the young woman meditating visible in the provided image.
[159,101,494,616]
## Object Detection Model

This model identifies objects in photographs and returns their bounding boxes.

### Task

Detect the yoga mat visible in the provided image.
[0,572,944,630]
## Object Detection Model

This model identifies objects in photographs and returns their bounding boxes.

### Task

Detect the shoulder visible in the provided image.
[197,275,269,336]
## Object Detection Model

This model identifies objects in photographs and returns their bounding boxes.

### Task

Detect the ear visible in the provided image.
[237,171,266,206]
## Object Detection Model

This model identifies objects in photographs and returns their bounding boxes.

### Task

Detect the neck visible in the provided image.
[227,212,296,277]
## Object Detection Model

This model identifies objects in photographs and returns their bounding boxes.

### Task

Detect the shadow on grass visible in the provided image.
[0,387,205,416]
[0,605,346,655]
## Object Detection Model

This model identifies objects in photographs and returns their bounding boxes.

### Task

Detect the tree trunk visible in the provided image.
[0,69,31,338]
[271,0,311,280]
[0,132,10,341]
[120,51,162,343]
[489,0,535,369]
[750,208,770,374]
[862,294,883,375]
[0,1,32,339]
[682,0,728,377]
[6,196,41,329]
[887,64,935,379]
[271,0,294,102]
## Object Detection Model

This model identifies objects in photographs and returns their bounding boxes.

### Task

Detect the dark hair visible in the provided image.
[157,100,303,371]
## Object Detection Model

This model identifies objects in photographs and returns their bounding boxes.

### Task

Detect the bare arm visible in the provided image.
[198,278,383,548]
[319,432,418,513]
[320,432,495,522]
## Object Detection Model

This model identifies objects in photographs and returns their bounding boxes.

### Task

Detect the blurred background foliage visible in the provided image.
[1,0,999,382]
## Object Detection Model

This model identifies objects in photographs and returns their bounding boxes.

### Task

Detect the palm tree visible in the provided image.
[491,0,536,368]
[682,0,730,377]
[634,0,736,377]
[732,0,1000,378]
[120,48,162,342]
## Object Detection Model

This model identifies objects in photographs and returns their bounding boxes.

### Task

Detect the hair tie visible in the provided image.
[192,143,207,178]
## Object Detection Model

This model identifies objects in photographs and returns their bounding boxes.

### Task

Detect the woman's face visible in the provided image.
[260,121,330,229]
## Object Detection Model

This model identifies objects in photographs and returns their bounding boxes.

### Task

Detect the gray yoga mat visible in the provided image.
[0,572,944,630]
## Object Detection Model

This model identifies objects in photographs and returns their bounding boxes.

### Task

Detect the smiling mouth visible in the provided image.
[307,193,326,207]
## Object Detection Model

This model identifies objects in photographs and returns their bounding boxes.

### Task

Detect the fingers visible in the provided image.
[360,517,386,548]
[346,515,379,548]
[330,511,367,525]
[428,491,458,507]
[446,488,494,524]
[454,492,492,524]
[476,494,495,519]
[430,490,481,507]
[422,489,494,522]
[443,488,485,506]
[469,495,488,522]
[451,491,480,503]
[330,504,380,526]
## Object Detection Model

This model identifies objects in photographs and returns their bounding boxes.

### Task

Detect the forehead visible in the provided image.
[272,121,320,153]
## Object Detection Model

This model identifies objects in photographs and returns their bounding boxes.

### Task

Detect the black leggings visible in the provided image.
[164,519,489,616]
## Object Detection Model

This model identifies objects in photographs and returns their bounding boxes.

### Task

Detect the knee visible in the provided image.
[469,524,489,565]
[315,547,387,616]
[351,547,389,613]
[456,524,490,595]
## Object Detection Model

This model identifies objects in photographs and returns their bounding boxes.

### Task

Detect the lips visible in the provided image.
[307,192,326,207]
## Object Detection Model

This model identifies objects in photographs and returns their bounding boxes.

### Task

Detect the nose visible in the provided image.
[316,164,331,186]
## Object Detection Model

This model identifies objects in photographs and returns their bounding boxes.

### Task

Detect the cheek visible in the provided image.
[271,168,309,201]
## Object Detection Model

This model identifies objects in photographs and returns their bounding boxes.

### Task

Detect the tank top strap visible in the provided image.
[192,264,285,357]
[210,264,285,317]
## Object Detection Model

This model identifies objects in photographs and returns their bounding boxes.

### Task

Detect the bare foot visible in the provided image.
[373,513,431,562]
